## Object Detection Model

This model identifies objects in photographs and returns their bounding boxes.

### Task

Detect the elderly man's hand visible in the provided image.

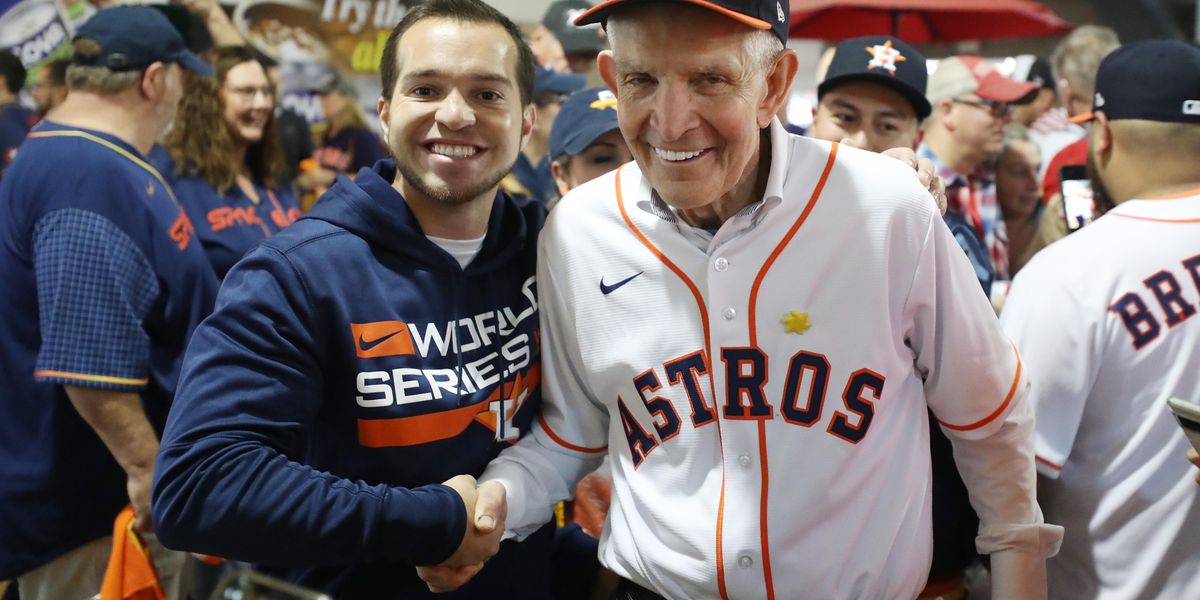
[840,138,947,214]
[415,476,506,593]
[1188,448,1200,484]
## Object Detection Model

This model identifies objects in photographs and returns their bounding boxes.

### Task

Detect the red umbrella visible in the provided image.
[789,0,1074,43]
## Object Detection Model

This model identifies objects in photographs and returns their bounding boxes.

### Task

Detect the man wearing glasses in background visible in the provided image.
[920,57,1037,306]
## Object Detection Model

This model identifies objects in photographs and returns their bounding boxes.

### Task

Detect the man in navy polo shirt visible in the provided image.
[0,7,218,599]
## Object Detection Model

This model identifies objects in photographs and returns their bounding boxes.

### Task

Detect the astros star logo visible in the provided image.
[781,310,812,335]
[865,40,906,75]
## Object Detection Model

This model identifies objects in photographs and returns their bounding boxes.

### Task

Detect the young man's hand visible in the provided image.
[415,476,507,593]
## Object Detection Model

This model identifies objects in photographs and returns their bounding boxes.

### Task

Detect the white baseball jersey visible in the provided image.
[1001,190,1200,600]
[485,121,1058,600]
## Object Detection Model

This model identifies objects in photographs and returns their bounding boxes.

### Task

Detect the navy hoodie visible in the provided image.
[153,160,552,598]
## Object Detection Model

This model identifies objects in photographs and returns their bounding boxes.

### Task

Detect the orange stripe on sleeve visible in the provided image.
[1036,455,1063,471]
[537,413,607,453]
[33,370,149,386]
[939,342,1023,432]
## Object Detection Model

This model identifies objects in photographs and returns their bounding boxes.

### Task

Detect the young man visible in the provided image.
[0,7,218,599]
[152,1,551,597]
[435,1,1060,598]
[809,36,929,154]
[1001,40,1200,600]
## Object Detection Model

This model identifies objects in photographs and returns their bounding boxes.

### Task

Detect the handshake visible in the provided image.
[416,475,507,593]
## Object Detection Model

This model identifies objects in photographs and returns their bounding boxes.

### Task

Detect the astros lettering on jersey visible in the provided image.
[484,120,1059,600]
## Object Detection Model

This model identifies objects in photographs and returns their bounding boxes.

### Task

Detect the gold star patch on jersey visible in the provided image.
[865,40,906,75]
[782,310,811,335]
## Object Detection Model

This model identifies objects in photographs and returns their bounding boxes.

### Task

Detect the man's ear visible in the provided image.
[550,159,570,196]
[597,50,617,95]
[519,103,535,151]
[141,61,167,101]
[936,98,956,131]
[377,96,390,142]
[759,49,799,128]
[1091,112,1112,159]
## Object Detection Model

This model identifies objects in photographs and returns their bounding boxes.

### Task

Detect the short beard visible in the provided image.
[395,154,513,206]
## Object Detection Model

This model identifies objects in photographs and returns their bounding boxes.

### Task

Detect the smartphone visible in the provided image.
[1060,165,1096,233]
[1167,397,1200,453]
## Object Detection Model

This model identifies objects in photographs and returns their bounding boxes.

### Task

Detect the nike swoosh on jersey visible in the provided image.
[600,271,643,295]
[359,330,402,352]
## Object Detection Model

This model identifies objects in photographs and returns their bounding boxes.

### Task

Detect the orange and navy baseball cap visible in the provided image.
[1070,40,1200,125]
[926,55,1037,106]
[820,36,931,120]
[574,0,790,46]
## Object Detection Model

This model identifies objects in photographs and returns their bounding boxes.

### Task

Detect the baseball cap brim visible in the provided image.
[558,120,622,158]
[574,0,772,32]
[819,72,932,120]
[975,75,1038,104]
[176,50,213,77]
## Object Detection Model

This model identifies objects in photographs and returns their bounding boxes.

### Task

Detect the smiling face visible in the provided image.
[598,4,789,214]
[810,80,919,153]
[221,60,274,147]
[379,17,532,207]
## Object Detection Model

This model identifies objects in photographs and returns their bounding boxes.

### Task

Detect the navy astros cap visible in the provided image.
[73,6,212,76]
[575,0,790,46]
[549,86,621,160]
[819,36,931,120]
[1073,40,1200,125]
[543,0,608,55]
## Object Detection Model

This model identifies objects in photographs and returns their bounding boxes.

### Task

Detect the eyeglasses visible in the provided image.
[951,97,1013,119]
[226,85,275,100]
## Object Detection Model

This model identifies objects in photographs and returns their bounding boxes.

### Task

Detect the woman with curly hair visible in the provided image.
[151,45,301,278]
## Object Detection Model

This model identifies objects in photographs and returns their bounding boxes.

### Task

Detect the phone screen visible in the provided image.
[1060,165,1095,232]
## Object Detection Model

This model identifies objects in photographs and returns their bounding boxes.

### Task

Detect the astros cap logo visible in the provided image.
[350,321,416,358]
[590,89,618,111]
[865,40,906,75]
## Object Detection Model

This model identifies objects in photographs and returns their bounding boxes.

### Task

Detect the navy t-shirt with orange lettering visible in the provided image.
[0,122,218,579]
[150,147,302,279]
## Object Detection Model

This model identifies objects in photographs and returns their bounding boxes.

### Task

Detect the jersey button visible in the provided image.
[738,454,751,468]
[738,555,754,568]
[722,307,737,320]
[714,257,729,272]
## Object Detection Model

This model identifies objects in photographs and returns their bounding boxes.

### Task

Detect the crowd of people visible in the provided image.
[1,0,1198,599]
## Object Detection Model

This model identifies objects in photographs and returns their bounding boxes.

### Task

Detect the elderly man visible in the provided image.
[0,7,218,599]
[1001,40,1200,599]
[424,1,1062,599]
